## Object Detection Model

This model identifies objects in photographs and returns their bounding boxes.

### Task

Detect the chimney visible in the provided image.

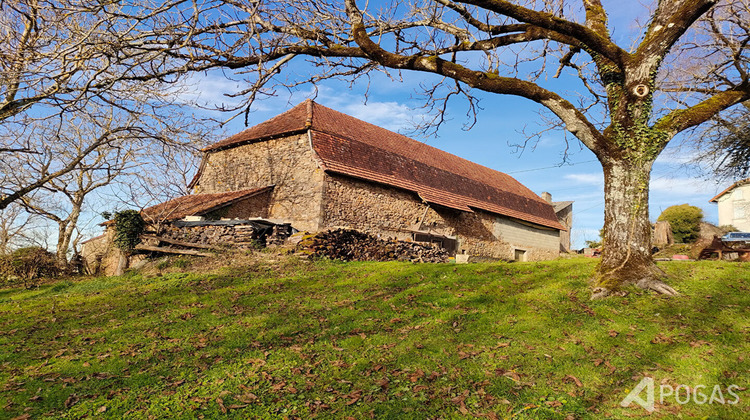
[541,192,552,203]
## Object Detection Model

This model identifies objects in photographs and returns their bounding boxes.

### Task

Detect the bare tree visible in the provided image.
[17,120,135,264]
[0,203,38,254]
[692,101,750,179]
[131,0,750,298]
[0,0,211,208]
[9,100,208,263]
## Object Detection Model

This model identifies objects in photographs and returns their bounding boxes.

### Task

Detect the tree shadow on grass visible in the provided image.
[2,259,747,419]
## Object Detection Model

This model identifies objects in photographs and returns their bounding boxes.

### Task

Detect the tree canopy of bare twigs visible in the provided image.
[0,0,214,209]
[122,0,750,298]
[13,103,205,263]
[692,101,750,179]
[0,203,39,255]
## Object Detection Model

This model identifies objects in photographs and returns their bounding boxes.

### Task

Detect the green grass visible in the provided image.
[0,256,748,419]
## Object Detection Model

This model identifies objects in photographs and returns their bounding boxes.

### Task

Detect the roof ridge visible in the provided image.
[202,101,310,152]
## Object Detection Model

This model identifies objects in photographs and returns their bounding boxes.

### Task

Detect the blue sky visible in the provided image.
[167,0,740,249]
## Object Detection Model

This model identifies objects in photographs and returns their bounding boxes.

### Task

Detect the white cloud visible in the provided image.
[338,101,416,132]
[649,176,718,198]
[563,172,604,186]
[171,73,245,109]
[288,86,428,133]
[170,76,428,134]
[655,151,698,165]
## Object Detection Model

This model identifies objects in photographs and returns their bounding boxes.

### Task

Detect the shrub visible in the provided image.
[657,204,704,243]
[113,210,145,252]
[719,225,739,233]
[585,228,604,249]
[0,247,60,288]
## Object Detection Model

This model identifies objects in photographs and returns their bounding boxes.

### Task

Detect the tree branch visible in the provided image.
[344,0,606,154]
[453,0,625,65]
[655,83,750,136]
[632,0,719,77]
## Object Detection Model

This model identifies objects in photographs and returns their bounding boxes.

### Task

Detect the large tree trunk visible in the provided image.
[55,199,84,266]
[592,159,678,299]
[56,222,70,265]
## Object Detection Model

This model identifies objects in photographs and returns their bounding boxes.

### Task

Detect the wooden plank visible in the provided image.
[135,244,212,257]
[140,234,221,250]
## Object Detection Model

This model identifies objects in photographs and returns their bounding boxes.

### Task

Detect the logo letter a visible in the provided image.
[620,377,655,412]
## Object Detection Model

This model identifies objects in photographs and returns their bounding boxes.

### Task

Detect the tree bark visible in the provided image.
[592,158,678,299]
[55,200,83,265]
[114,251,129,276]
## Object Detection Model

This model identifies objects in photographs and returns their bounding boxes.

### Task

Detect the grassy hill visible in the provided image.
[0,254,748,419]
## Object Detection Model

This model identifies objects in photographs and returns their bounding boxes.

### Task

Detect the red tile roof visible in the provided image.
[709,177,750,203]
[141,186,274,223]
[200,100,564,230]
[203,101,312,152]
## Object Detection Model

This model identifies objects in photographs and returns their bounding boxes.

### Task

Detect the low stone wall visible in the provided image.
[158,221,293,247]
[160,224,262,246]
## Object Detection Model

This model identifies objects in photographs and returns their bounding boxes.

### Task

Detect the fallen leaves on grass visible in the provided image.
[344,390,362,406]
[235,393,258,404]
[650,333,674,344]
[495,368,521,382]
[216,398,227,414]
[64,394,78,408]
[563,375,583,387]
[408,369,425,382]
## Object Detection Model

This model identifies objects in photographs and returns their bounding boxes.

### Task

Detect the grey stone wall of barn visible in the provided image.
[194,134,326,232]
[194,133,559,261]
[321,173,559,261]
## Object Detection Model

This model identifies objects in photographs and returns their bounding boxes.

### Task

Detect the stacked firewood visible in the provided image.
[302,229,449,263]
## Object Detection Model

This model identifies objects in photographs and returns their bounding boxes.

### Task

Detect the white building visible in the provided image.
[710,178,750,232]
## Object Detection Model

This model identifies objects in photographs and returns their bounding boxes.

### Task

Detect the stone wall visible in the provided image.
[80,228,128,276]
[322,174,559,261]
[160,224,262,246]
[322,173,444,240]
[203,192,272,220]
[195,134,325,231]
[491,217,560,261]
[556,206,573,252]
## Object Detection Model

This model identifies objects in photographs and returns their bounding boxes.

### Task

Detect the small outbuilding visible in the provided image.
[710,177,750,231]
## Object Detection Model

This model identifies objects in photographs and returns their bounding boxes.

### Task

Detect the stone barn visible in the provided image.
[184,100,566,261]
[83,100,570,272]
